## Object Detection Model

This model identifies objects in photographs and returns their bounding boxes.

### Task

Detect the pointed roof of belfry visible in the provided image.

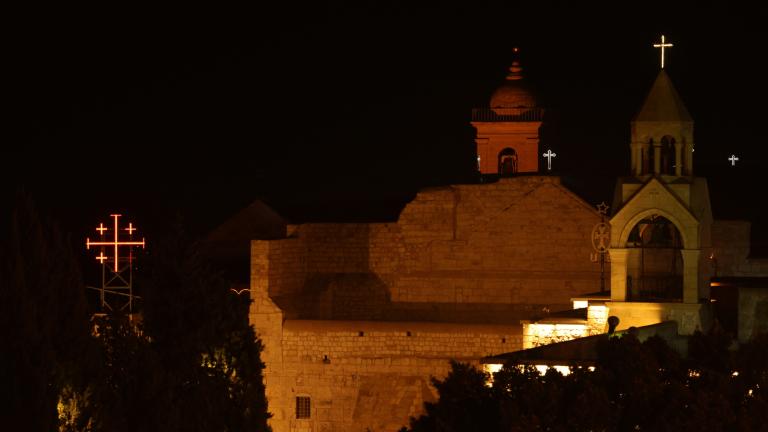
[633,69,692,122]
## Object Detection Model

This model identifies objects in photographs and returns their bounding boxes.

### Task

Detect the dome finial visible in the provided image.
[490,46,536,108]
[505,47,523,81]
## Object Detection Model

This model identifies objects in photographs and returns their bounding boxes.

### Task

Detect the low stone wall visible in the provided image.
[264,320,522,432]
[521,322,588,349]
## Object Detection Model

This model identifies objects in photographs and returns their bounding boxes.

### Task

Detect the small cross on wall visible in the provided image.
[542,149,557,171]
[728,154,739,166]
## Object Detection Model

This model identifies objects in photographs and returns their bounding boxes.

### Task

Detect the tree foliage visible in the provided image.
[0,196,270,431]
[403,332,768,432]
[0,193,93,430]
[135,222,271,432]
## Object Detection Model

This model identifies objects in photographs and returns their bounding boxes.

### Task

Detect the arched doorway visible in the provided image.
[625,215,683,301]
[498,148,518,176]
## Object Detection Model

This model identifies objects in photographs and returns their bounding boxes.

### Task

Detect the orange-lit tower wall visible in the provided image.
[471,52,543,176]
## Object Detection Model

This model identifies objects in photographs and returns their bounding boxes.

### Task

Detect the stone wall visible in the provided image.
[249,176,609,431]
[605,302,711,335]
[712,220,768,277]
[521,322,588,349]
[587,304,609,335]
[712,220,752,276]
[260,237,307,298]
[392,177,605,308]
[261,319,521,432]
[253,177,607,318]
[738,288,768,343]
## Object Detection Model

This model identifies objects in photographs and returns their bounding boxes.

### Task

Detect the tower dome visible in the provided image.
[490,56,537,108]
[472,48,543,176]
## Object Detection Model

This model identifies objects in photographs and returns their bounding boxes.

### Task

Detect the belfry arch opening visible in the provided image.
[660,135,676,175]
[625,215,683,301]
[498,148,518,176]
[643,139,654,174]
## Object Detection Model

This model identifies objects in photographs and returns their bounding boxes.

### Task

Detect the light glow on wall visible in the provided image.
[484,363,503,375]
[523,323,588,348]
[587,304,609,334]
[535,365,572,375]
[483,363,504,386]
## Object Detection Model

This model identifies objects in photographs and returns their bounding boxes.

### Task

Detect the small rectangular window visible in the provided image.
[296,396,311,419]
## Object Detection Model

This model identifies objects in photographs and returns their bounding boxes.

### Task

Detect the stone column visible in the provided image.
[674,142,683,176]
[653,145,661,175]
[643,144,650,174]
[680,249,701,304]
[635,144,644,175]
[609,248,630,302]
[687,144,694,175]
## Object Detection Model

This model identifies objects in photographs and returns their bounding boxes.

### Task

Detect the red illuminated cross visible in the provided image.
[95,251,108,264]
[86,214,145,272]
[96,223,108,235]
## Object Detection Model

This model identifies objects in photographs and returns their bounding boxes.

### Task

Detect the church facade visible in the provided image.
[242,52,768,432]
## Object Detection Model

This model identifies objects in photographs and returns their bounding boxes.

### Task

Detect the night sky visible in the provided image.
[5,3,768,254]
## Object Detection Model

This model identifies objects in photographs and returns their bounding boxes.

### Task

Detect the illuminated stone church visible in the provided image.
[208,46,768,432]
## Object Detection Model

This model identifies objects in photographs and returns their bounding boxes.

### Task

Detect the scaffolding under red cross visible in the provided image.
[86,214,146,272]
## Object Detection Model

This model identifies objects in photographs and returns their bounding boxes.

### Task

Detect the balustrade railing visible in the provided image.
[628,275,683,302]
[471,107,545,122]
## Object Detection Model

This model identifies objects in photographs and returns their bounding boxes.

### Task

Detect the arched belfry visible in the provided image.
[630,70,694,177]
[607,40,715,335]
[471,48,544,176]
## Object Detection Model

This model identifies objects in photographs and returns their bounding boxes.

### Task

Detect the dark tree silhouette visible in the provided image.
[0,193,92,430]
[0,198,270,432]
[402,332,768,432]
[137,222,271,432]
[404,360,499,432]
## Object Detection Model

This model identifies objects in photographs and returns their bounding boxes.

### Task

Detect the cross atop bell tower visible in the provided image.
[653,34,673,69]
[628,36,694,178]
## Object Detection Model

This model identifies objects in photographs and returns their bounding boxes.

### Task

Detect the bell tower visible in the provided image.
[471,48,544,176]
[630,69,695,177]
[606,36,715,336]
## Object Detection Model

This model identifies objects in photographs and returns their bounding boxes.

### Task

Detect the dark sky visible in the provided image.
[5,2,768,252]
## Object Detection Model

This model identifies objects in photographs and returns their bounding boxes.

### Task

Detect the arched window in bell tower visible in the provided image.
[660,135,676,175]
[643,139,654,174]
[498,148,518,176]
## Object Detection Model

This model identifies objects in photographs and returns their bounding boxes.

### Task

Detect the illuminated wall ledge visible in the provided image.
[604,301,710,335]
[571,292,611,311]
[521,301,612,350]
[521,313,589,350]
[482,321,681,379]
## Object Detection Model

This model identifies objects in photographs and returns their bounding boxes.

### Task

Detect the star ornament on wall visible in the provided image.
[596,202,609,215]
